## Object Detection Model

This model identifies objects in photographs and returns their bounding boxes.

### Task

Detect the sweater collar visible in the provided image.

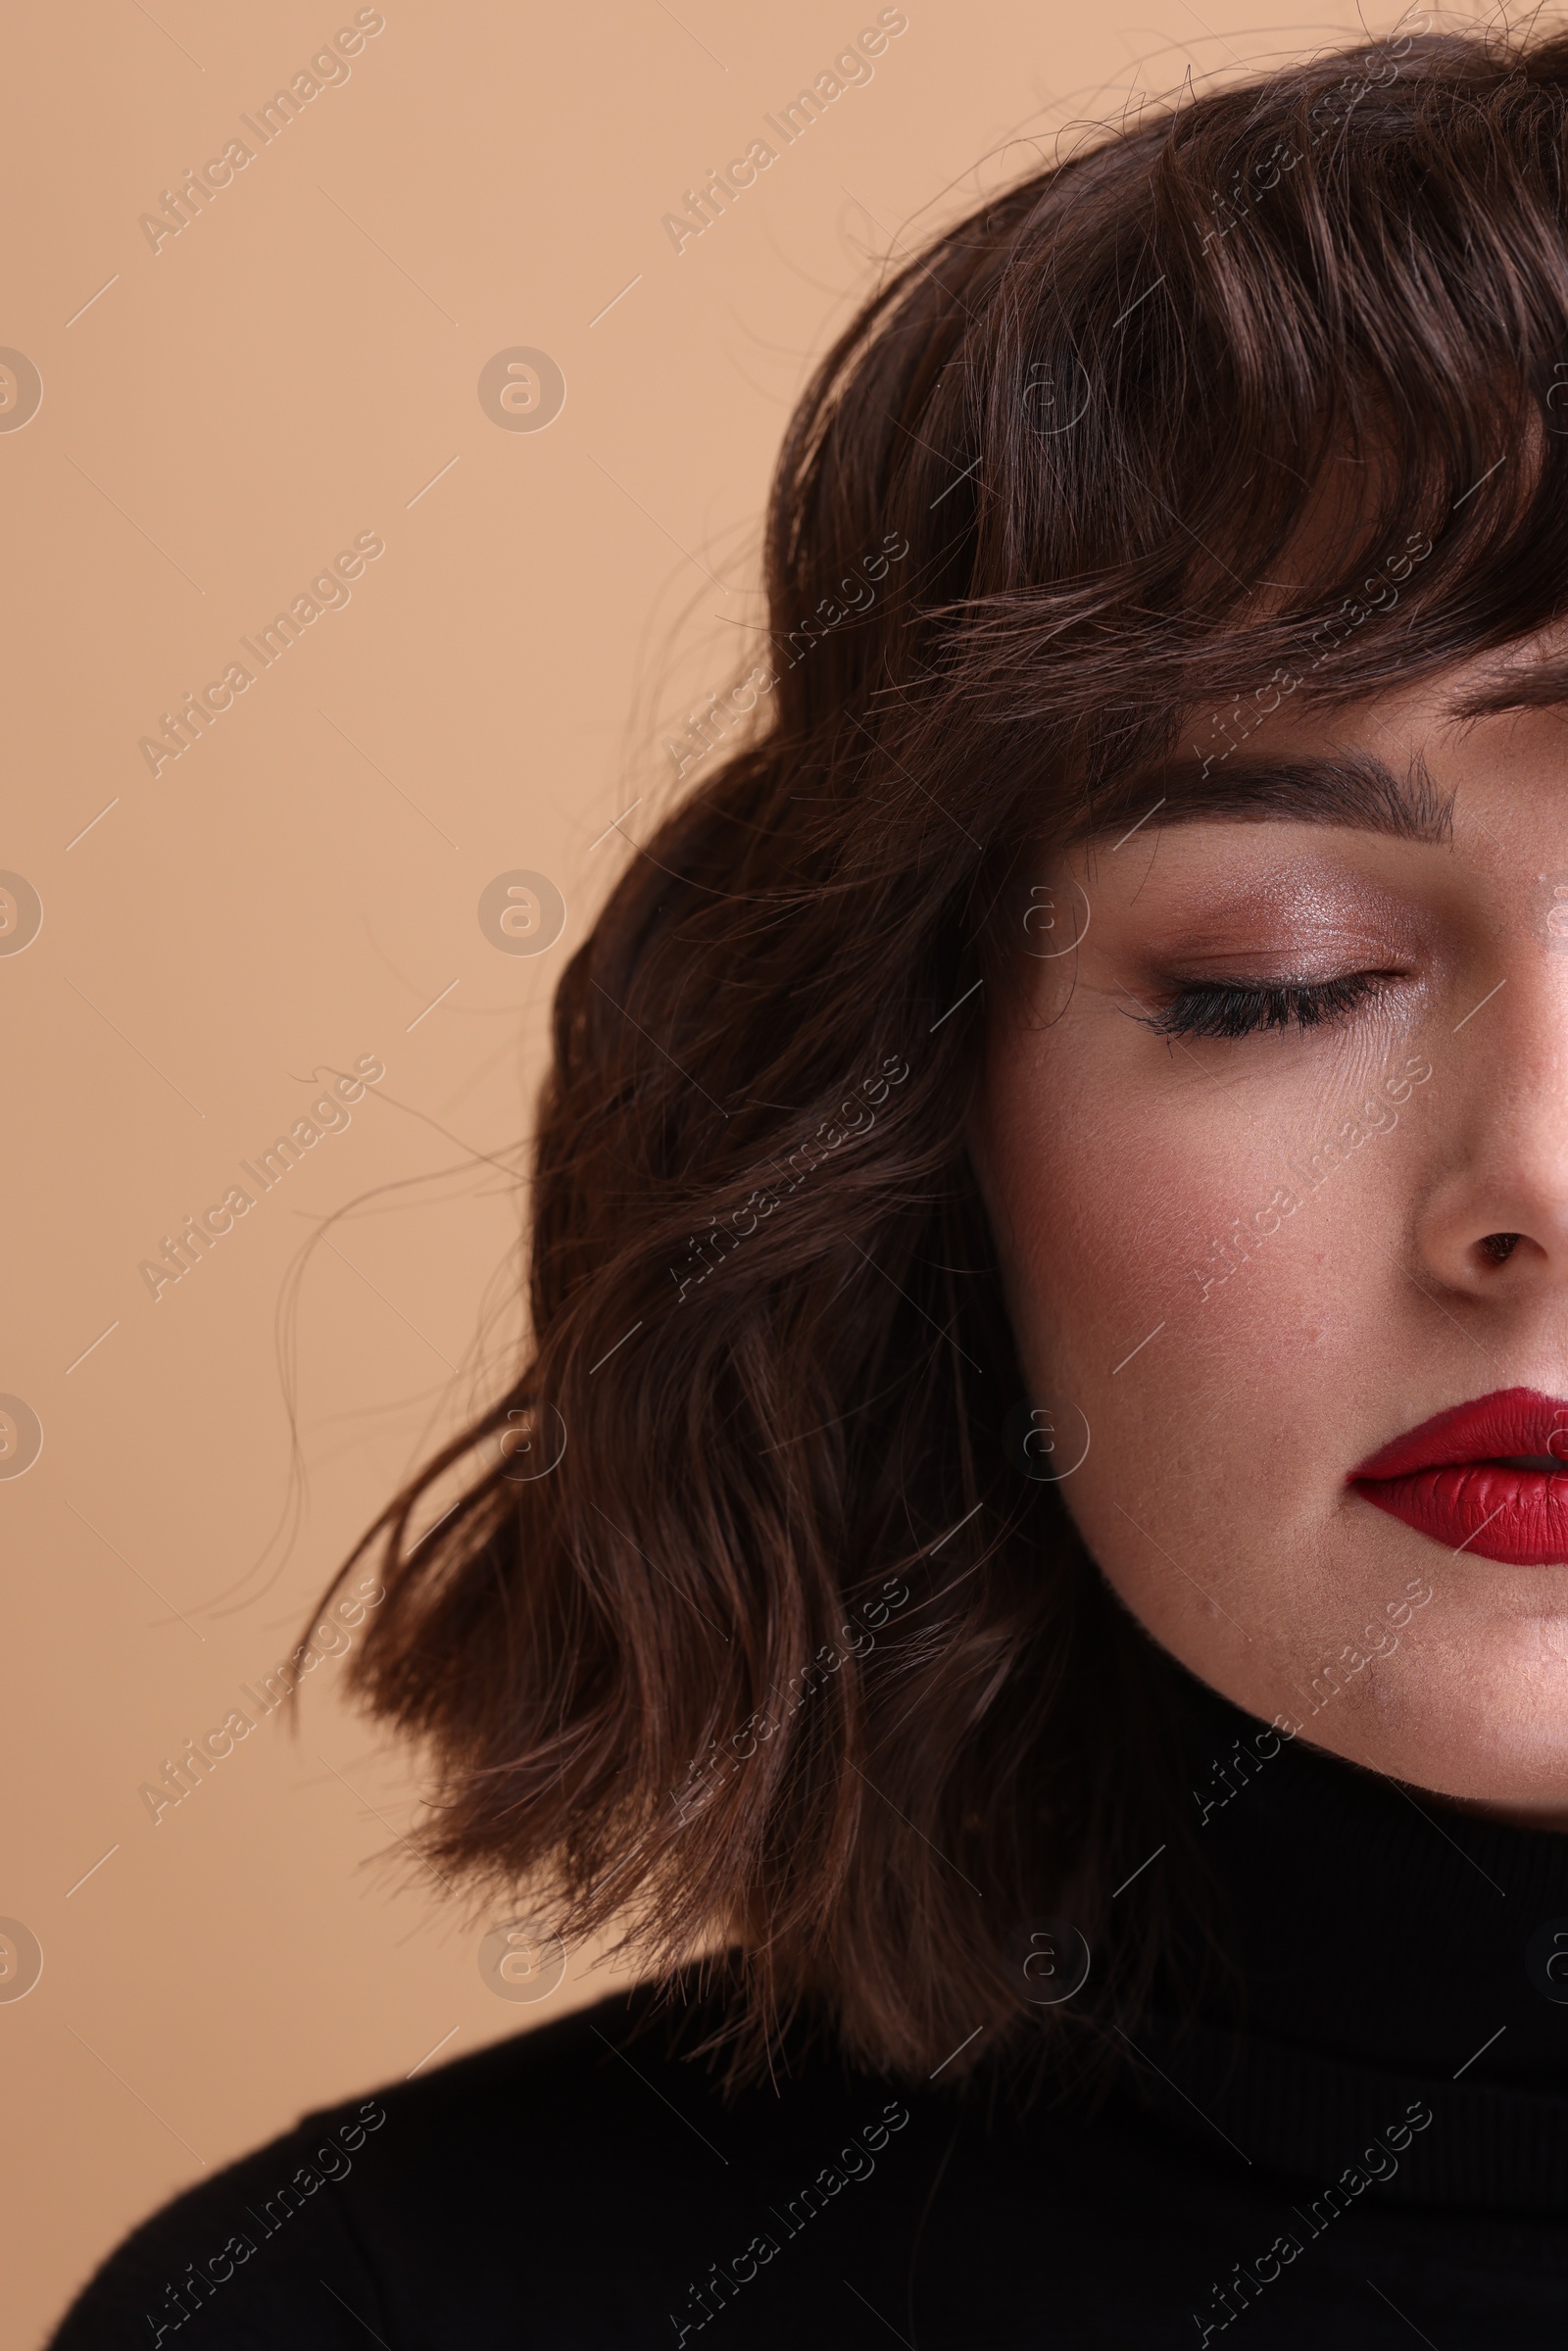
[1127,1657,1568,2206]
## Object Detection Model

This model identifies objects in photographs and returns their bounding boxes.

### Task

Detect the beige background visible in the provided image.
[1,0,1435,2336]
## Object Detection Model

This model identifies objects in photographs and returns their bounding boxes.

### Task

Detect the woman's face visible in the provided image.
[974,638,1568,1820]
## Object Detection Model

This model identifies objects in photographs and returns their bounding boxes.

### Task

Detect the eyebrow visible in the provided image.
[1091,749,1456,847]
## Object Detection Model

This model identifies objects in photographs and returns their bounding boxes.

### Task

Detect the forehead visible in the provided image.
[1074,626,1568,853]
[1324,621,1568,733]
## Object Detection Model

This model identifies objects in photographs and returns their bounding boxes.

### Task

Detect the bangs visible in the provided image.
[846,28,1568,832]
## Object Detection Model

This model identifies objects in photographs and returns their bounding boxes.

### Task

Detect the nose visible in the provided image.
[1414,968,1568,1295]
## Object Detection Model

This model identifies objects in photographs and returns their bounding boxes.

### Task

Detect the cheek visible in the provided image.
[980,1018,1289,1386]
[976,1014,1402,1664]
[983,1011,1395,1397]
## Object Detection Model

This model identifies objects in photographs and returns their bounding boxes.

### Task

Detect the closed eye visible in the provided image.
[1141,970,1391,1041]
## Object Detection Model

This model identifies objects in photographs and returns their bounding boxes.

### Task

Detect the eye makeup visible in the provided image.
[1142,969,1396,1040]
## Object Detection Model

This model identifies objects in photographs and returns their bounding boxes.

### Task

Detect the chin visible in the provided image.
[1287,1630,1568,1819]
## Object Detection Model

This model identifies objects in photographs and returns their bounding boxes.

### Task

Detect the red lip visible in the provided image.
[1349,1387,1568,1565]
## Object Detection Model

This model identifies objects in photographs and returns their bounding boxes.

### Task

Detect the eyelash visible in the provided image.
[1147,971,1386,1040]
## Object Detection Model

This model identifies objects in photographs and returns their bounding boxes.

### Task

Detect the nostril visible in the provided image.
[1479,1232,1522,1264]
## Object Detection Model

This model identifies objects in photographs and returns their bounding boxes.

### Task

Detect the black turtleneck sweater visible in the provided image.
[49,1665,1568,2347]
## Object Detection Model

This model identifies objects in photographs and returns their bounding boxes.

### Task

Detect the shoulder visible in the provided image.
[47,1980,930,2350]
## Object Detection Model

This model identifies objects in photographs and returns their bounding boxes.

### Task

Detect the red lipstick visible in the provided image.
[1349,1388,1568,1565]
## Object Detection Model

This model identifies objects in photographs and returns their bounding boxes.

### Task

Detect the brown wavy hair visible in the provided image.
[328,22,1568,2083]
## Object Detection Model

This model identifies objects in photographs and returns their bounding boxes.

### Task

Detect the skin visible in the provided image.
[973,635,1568,1827]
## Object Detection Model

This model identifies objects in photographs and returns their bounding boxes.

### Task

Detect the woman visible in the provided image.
[53,23,1568,2346]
